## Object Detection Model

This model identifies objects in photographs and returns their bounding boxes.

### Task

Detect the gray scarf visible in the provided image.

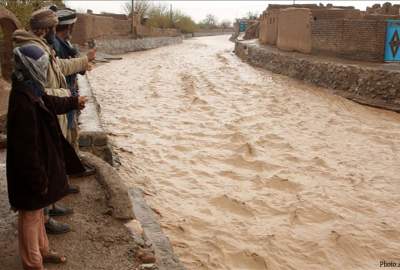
[13,44,49,89]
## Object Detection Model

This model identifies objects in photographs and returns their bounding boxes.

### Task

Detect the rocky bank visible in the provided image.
[235,39,400,112]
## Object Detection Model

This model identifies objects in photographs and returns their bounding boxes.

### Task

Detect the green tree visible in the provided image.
[0,0,64,28]
[173,13,197,33]
[146,3,170,28]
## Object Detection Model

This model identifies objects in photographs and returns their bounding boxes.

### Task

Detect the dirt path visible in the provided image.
[0,150,139,270]
[89,35,400,270]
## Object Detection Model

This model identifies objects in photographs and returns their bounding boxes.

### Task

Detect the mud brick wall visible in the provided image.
[311,18,387,62]
[277,8,312,53]
[259,9,279,45]
[257,5,390,62]
[311,8,362,20]
[72,13,131,45]
[340,19,386,61]
[267,4,319,10]
[72,13,180,45]
[259,12,268,44]
[311,19,344,56]
[97,12,128,20]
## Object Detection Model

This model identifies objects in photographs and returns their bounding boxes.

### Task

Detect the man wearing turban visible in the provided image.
[13,8,95,137]
[12,8,96,235]
[8,42,88,270]
[53,8,96,182]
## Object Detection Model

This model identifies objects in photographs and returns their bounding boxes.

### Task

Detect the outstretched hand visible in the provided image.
[86,48,96,62]
[87,62,95,71]
[78,96,88,110]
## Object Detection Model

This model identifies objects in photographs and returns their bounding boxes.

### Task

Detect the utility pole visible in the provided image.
[131,0,134,33]
[170,4,173,26]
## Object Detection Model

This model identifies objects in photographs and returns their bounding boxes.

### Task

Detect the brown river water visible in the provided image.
[89,36,400,270]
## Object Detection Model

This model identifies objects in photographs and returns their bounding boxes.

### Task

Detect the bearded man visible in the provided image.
[12,7,96,234]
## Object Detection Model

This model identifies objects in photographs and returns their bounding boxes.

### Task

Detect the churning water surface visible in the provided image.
[89,35,400,270]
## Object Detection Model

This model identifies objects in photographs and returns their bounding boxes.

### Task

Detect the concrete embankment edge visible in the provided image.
[192,31,234,37]
[130,188,186,270]
[235,40,400,112]
[78,74,114,165]
[81,152,134,220]
[81,152,186,270]
[96,36,183,55]
[183,32,233,39]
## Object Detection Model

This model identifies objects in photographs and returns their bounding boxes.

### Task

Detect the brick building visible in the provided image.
[258,3,400,62]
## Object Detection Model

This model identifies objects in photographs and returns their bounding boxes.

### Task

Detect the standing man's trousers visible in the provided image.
[18,209,49,270]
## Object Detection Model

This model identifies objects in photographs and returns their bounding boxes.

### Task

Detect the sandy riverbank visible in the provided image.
[89,35,400,270]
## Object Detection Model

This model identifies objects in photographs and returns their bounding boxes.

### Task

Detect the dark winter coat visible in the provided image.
[6,76,85,210]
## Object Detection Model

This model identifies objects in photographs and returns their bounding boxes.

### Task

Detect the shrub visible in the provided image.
[0,0,64,28]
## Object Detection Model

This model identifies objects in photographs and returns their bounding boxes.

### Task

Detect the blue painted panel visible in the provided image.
[385,20,400,62]
[239,21,247,32]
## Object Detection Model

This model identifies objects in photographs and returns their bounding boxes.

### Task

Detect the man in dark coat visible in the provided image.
[13,6,96,234]
[7,43,87,269]
[53,8,82,150]
[53,8,96,176]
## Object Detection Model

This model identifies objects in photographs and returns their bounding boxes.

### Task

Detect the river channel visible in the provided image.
[89,35,400,270]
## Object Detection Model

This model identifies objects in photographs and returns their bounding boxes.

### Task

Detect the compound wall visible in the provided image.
[276,8,312,53]
[259,9,279,45]
[71,13,180,45]
[71,13,131,44]
[258,4,395,62]
[311,17,387,61]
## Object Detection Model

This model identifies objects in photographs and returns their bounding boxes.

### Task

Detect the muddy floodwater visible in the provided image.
[89,36,400,270]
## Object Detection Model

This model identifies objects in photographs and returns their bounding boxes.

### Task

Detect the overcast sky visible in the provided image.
[65,1,400,23]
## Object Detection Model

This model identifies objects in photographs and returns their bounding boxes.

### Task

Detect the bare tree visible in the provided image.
[245,11,259,20]
[220,19,232,29]
[123,0,150,16]
[204,14,217,26]
[198,13,218,29]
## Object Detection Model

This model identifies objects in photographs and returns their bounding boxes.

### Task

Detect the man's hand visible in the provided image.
[86,48,96,62]
[78,96,88,110]
[87,62,95,71]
